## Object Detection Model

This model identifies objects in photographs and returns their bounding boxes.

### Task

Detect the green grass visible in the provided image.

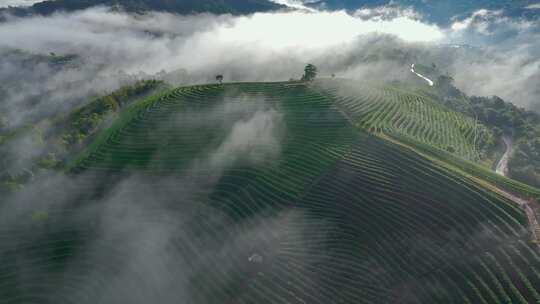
[3,81,540,303]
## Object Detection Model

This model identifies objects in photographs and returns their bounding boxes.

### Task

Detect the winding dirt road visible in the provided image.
[496,187,540,246]
[496,136,512,176]
[410,64,434,86]
[494,136,540,247]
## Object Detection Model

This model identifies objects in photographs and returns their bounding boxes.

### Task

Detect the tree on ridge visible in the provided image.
[301,64,317,82]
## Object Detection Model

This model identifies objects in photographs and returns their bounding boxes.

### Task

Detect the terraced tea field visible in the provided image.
[315,80,492,161]
[3,82,540,304]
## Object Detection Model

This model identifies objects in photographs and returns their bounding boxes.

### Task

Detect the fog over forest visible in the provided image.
[1,3,539,130]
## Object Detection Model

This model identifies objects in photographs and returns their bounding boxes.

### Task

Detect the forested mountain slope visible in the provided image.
[0,0,284,17]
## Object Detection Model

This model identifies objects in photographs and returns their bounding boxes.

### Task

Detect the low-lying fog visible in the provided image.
[1,4,539,128]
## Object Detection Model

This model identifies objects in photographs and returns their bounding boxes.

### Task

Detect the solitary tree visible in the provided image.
[216,74,224,84]
[301,64,317,82]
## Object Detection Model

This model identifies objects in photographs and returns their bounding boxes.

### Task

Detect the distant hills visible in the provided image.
[307,0,540,24]
[3,0,539,22]
[0,0,285,17]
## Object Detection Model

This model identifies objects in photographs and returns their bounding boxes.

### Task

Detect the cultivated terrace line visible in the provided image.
[379,132,540,251]
[495,135,540,247]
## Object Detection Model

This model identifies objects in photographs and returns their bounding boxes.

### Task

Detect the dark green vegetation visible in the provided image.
[60,79,165,148]
[0,79,165,190]
[0,0,284,18]
[469,96,540,188]
[422,72,540,188]
[4,82,540,303]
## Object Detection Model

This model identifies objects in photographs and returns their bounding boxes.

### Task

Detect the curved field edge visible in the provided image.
[66,80,532,227]
[68,81,538,200]
[65,87,176,170]
[387,132,540,201]
[66,82,290,171]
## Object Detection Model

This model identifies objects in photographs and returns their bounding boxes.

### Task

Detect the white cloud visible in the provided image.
[443,9,540,109]
[208,10,443,51]
[449,9,533,36]
[525,3,540,9]
[1,4,539,124]
[354,5,423,21]
[451,52,540,109]
[267,0,317,11]
[450,9,503,34]
[0,8,444,75]
[0,0,41,8]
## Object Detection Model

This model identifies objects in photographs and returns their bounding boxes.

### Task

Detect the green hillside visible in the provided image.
[5,81,540,303]
[315,80,494,161]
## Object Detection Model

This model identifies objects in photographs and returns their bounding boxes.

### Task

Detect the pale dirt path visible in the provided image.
[410,64,434,86]
[494,135,540,247]
[496,136,512,176]
[496,187,540,246]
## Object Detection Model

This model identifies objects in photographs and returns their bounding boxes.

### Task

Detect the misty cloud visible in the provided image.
[0,1,540,131]
[268,0,317,11]
[526,3,540,10]
[447,9,540,110]
[0,6,444,129]
[0,167,310,303]
[0,91,291,302]
[209,108,283,168]
[0,128,46,175]
[0,5,449,137]
[0,7,444,67]
[0,0,41,8]
[1,4,539,138]
[176,95,285,183]
[354,5,423,21]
